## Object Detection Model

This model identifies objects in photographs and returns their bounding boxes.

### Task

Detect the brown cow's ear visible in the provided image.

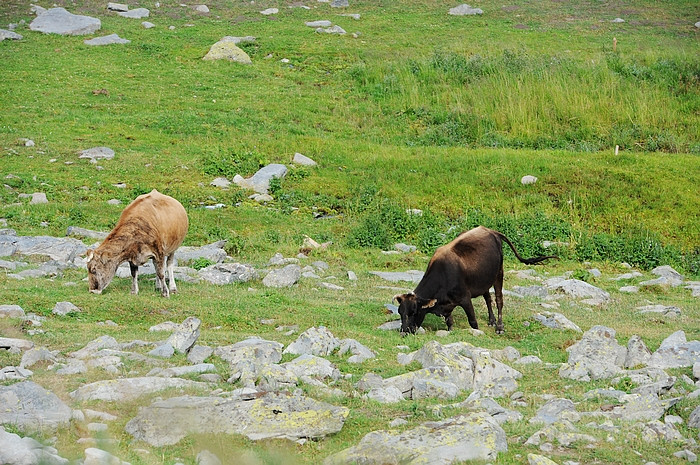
[86,249,94,261]
[421,299,437,309]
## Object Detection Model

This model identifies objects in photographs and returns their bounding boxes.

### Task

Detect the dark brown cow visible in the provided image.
[394,226,556,335]
[87,189,188,297]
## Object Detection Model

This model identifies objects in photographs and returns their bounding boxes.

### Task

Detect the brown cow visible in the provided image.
[86,189,188,297]
[394,226,556,335]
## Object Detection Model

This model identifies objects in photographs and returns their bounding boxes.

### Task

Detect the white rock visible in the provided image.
[292,153,317,166]
[107,3,129,12]
[449,4,484,15]
[521,175,538,185]
[260,8,278,15]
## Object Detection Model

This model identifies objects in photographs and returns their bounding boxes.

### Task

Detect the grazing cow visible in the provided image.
[87,189,188,297]
[394,226,556,335]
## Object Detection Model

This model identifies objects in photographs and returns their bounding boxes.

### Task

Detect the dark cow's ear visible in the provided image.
[393,294,406,305]
[421,299,437,309]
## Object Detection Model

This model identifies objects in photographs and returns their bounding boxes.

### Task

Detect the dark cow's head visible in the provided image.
[393,292,437,335]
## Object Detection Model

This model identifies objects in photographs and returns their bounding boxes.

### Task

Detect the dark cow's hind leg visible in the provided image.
[484,291,496,327]
[493,266,505,334]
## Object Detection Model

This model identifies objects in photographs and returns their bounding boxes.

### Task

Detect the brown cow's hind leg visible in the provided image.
[130,262,139,295]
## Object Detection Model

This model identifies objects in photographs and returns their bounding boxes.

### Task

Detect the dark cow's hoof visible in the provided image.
[496,326,505,335]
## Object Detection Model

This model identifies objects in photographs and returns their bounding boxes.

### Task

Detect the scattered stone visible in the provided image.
[29,193,48,205]
[325,412,506,464]
[0,304,25,318]
[203,37,252,63]
[0,425,68,465]
[126,392,349,445]
[188,345,214,365]
[689,406,700,428]
[263,264,302,288]
[620,285,639,293]
[30,8,101,35]
[528,454,559,465]
[149,343,175,358]
[544,278,610,301]
[142,21,155,28]
[369,270,424,283]
[533,311,582,332]
[233,164,287,193]
[84,33,130,45]
[0,29,23,41]
[194,5,210,13]
[624,335,652,368]
[0,234,87,262]
[338,339,376,363]
[530,398,579,425]
[316,25,347,34]
[210,177,231,188]
[52,301,81,316]
[611,17,625,23]
[637,304,681,317]
[107,199,121,205]
[516,355,543,365]
[284,326,340,356]
[199,263,258,285]
[107,2,129,12]
[448,4,484,15]
[649,330,700,369]
[306,20,332,27]
[0,336,35,352]
[167,316,201,354]
[20,347,57,369]
[118,8,150,18]
[84,448,130,465]
[521,175,538,185]
[197,450,221,465]
[674,450,698,463]
[293,152,317,166]
[260,8,278,15]
[70,377,208,403]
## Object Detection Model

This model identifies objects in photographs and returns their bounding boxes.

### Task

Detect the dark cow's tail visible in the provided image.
[497,232,558,265]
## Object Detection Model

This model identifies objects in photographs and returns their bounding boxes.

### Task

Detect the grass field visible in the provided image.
[1,0,699,464]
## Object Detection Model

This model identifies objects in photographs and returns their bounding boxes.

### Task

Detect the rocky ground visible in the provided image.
[0,228,699,464]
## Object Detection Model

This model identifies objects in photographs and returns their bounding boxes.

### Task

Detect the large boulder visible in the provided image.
[0,426,68,465]
[284,326,340,357]
[263,264,301,288]
[324,412,507,464]
[29,7,101,35]
[0,235,87,262]
[125,392,349,446]
[166,316,201,353]
[0,381,72,432]
[198,263,258,285]
[69,377,208,402]
[648,330,700,369]
[559,326,626,381]
[544,278,610,302]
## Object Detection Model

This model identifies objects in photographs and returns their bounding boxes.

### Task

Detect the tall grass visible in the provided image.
[348,50,700,152]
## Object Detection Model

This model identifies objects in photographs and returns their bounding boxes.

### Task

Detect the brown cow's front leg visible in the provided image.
[129,262,139,295]
[493,266,505,334]
[154,256,169,297]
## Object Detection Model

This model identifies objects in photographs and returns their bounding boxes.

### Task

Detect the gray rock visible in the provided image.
[637,304,681,317]
[521,175,538,185]
[126,392,349,445]
[188,345,214,364]
[20,347,57,369]
[338,338,376,363]
[607,393,680,422]
[0,29,23,41]
[107,2,129,11]
[0,366,33,381]
[453,396,523,424]
[316,25,347,34]
[0,381,72,432]
[263,264,301,287]
[533,311,582,332]
[167,316,201,353]
[528,454,559,465]
[641,420,683,442]
[611,17,625,23]
[199,263,258,284]
[584,387,627,402]
[160,363,217,378]
[620,285,639,293]
[55,359,87,375]
[611,271,643,281]
[84,448,129,465]
[364,386,404,403]
[30,193,48,204]
[525,421,596,448]
[530,398,579,425]
[215,338,284,385]
[234,164,287,194]
[210,177,231,188]
[448,4,484,15]
[624,335,652,368]
[0,234,87,262]
[70,377,208,402]
[689,405,700,428]
[559,326,626,381]
[331,0,349,7]
[369,270,424,283]
[197,450,222,465]
[686,281,700,297]
[66,226,108,240]
[412,378,459,400]
[512,285,548,298]
[649,330,700,369]
[324,412,506,464]
[516,355,543,365]
[282,354,340,380]
[194,5,210,13]
[30,8,101,35]
[52,301,80,316]
[177,241,228,264]
[142,21,155,28]
[118,8,150,18]
[544,278,610,301]
[394,243,417,253]
[673,450,698,463]
[694,361,700,380]
[0,304,25,318]
[260,7,278,15]
[0,425,68,465]
[70,335,120,359]
[202,39,252,64]
[148,343,175,358]
[79,147,115,162]
[83,34,131,46]
[284,326,340,356]
[305,20,332,27]
[0,336,34,351]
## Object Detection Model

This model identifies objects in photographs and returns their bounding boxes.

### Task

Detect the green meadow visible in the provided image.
[1,0,699,463]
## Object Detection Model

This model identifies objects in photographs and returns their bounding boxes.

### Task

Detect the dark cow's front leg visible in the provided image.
[459,295,478,330]
[493,266,505,334]
[483,291,496,327]
[129,262,139,295]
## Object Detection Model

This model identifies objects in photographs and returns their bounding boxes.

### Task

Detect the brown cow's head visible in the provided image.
[86,249,118,295]
[394,293,436,335]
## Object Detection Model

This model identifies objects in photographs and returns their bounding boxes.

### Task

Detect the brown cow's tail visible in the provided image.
[497,232,558,265]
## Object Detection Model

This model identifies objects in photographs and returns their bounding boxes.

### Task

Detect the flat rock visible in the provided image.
[70,377,208,402]
[544,278,610,301]
[118,8,150,18]
[125,392,349,446]
[637,304,681,317]
[52,301,80,316]
[521,175,538,185]
[324,412,506,464]
[0,234,87,262]
[0,29,23,41]
[533,311,582,332]
[316,25,347,34]
[0,381,73,433]
[648,330,700,369]
[0,336,34,351]
[260,8,278,15]
[84,33,130,45]
[0,425,68,465]
[369,270,424,283]
[624,335,652,368]
[306,20,332,28]
[177,241,228,264]
[107,2,129,11]
[167,316,201,353]
[234,164,287,193]
[292,152,317,166]
[606,393,680,422]
[30,8,101,35]
[530,398,579,425]
[0,304,25,318]
[448,4,484,15]
[338,338,376,363]
[198,263,258,284]
[187,345,214,364]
